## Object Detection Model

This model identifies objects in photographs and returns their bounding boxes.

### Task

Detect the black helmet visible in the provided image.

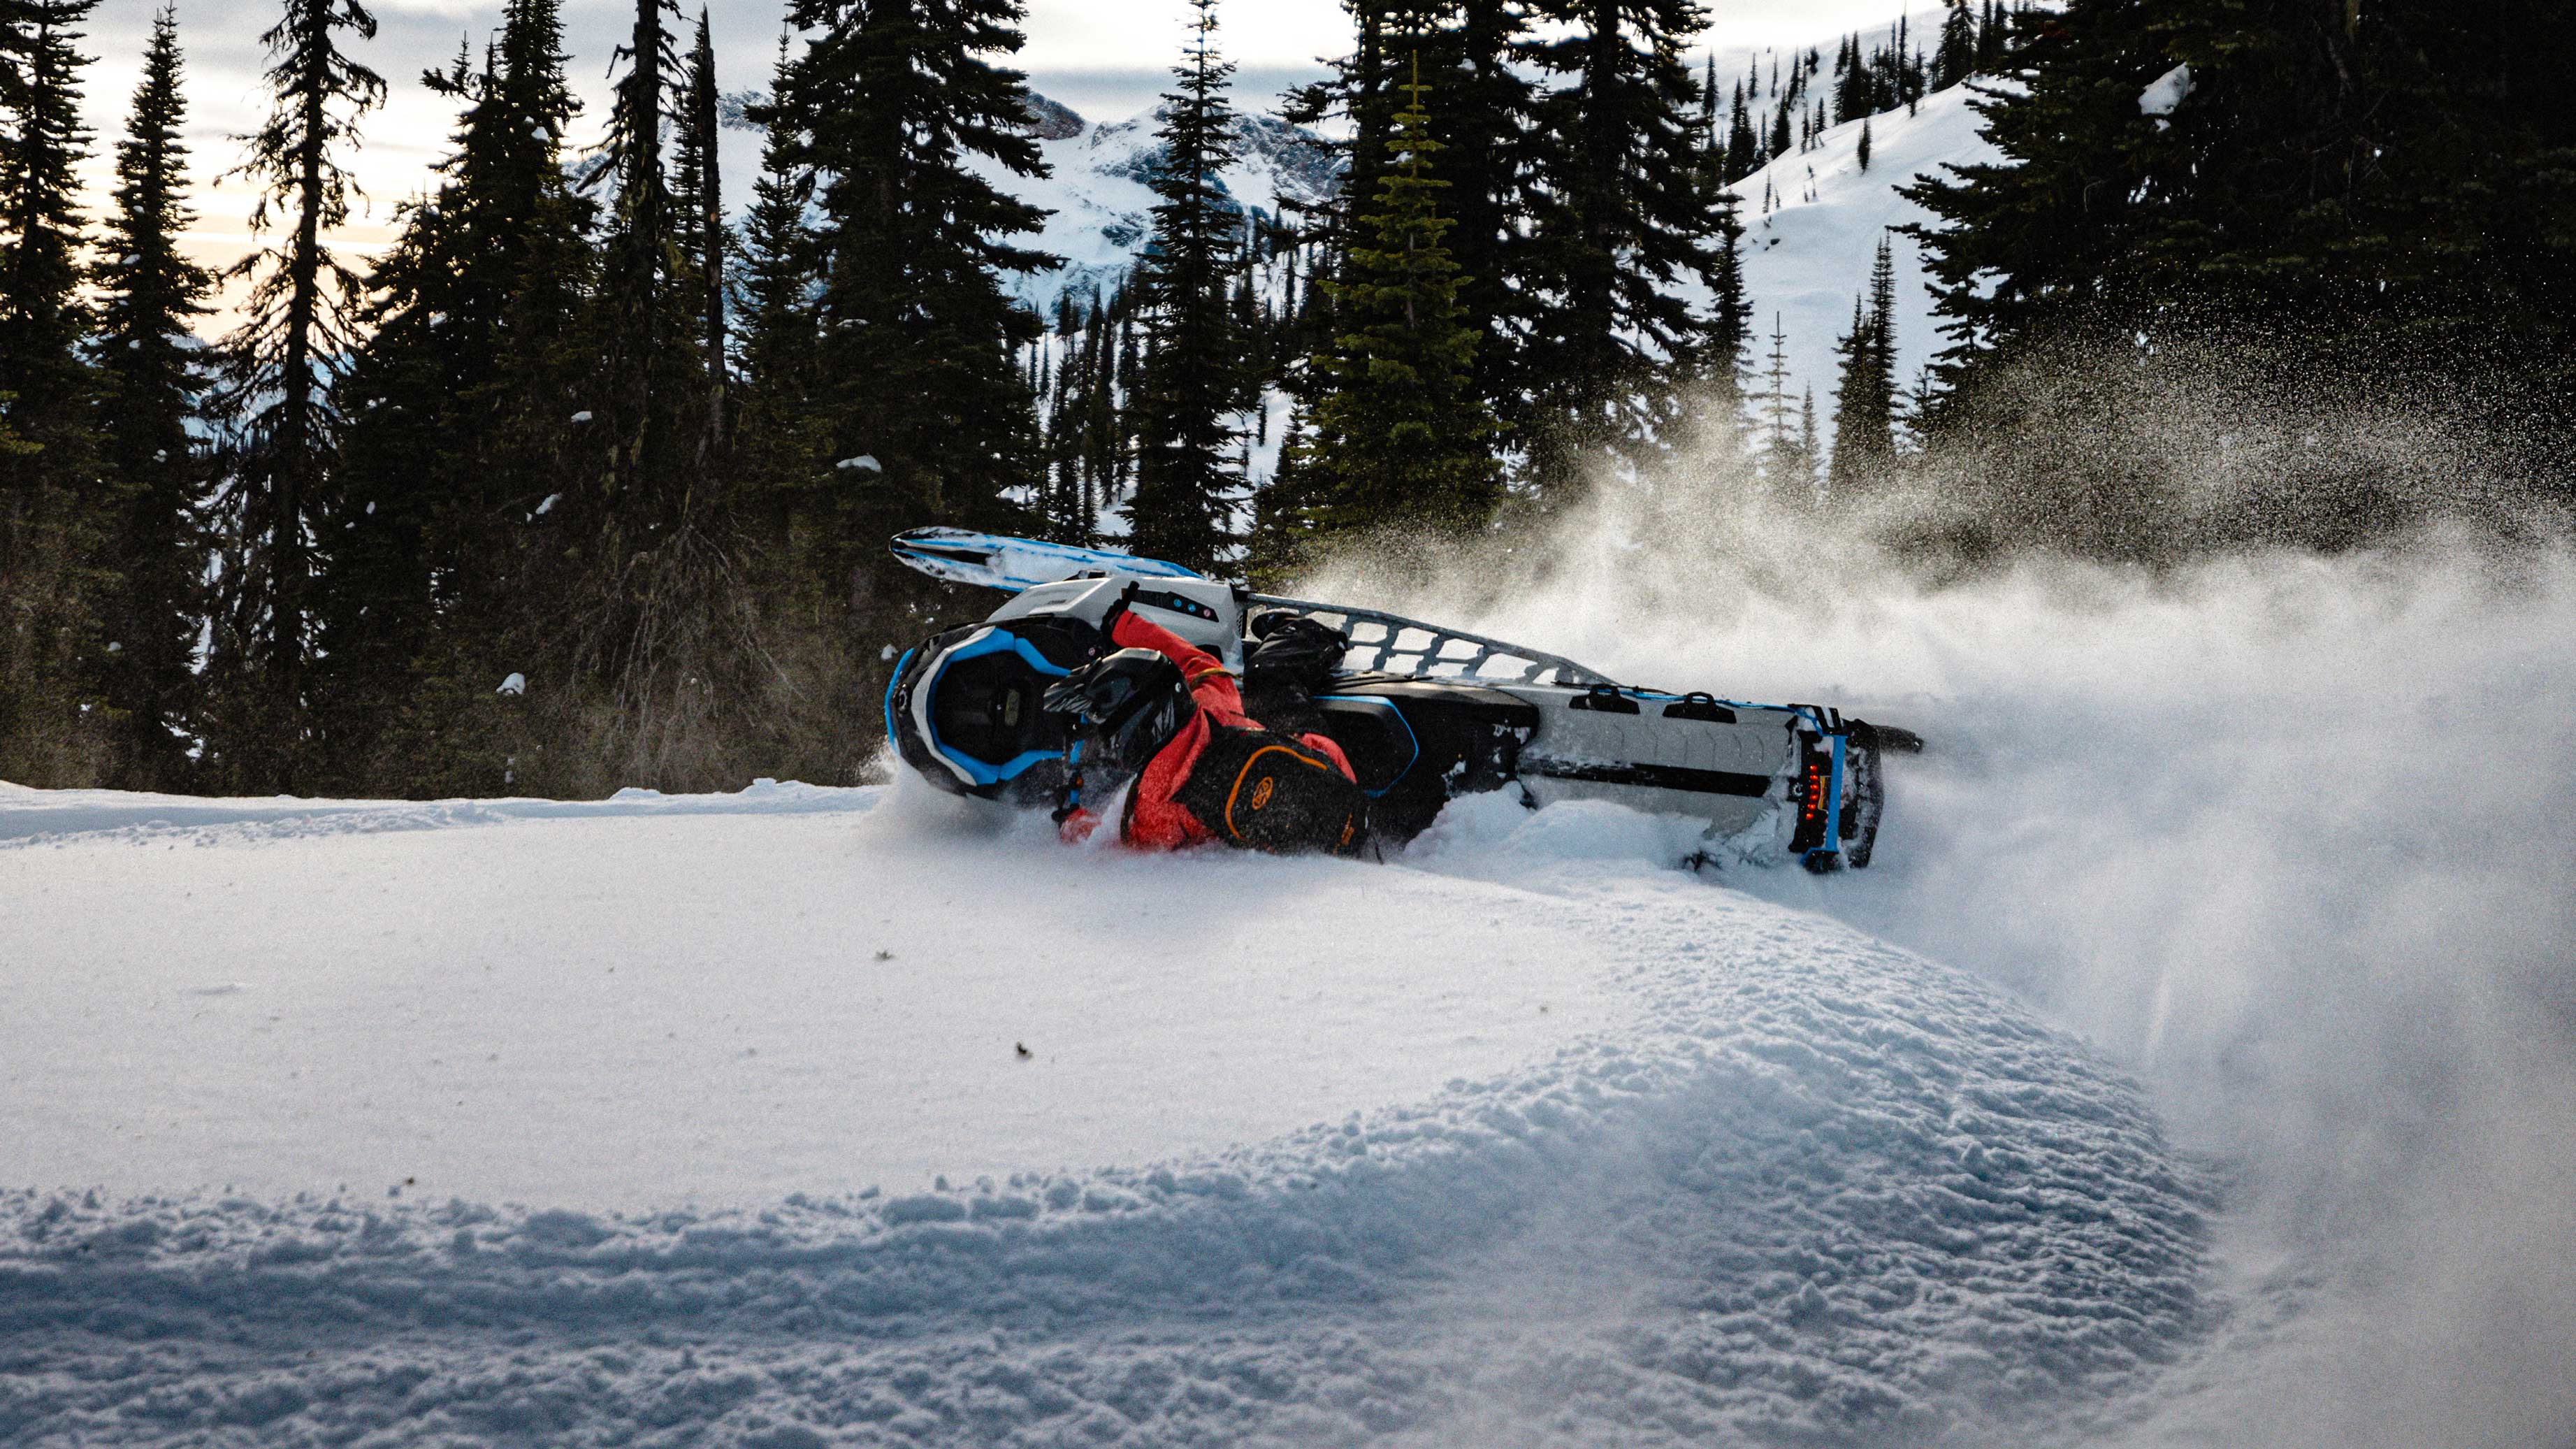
[1041,648,1196,772]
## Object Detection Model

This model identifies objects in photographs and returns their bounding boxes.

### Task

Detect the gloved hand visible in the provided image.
[1093,582,1143,649]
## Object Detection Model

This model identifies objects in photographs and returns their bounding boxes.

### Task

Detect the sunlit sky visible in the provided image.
[67,0,1917,324]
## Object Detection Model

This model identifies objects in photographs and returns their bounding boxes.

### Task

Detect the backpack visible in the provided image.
[1163,721,1370,856]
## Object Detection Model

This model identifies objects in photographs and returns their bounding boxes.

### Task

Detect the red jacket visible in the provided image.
[1063,612,1356,849]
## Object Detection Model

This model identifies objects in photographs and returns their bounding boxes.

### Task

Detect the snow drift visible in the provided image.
[1,777,2207,1446]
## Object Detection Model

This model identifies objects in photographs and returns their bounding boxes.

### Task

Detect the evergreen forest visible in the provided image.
[2,0,2570,795]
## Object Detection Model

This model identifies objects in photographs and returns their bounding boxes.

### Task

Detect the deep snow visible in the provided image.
[13,512,2574,1446]
[3,772,2209,1446]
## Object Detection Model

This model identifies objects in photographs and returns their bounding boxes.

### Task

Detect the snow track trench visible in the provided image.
[0,787,2211,1446]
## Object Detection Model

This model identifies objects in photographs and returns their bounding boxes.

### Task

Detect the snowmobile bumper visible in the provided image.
[883,620,1090,802]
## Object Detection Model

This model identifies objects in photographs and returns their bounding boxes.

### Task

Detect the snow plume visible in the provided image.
[1293,412,2576,1446]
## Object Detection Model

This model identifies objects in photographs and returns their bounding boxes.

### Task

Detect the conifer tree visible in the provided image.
[1856,114,1872,170]
[1749,310,1802,491]
[1902,0,2576,531]
[1934,0,1976,89]
[1520,0,1723,496]
[671,7,727,449]
[779,0,1052,534]
[1695,187,1751,446]
[0,0,106,784]
[1127,0,1243,571]
[91,3,211,790]
[588,0,688,512]
[735,35,813,396]
[1298,68,1501,541]
[1825,233,1898,493]
[199,0,383,793]
[320,0,594,793]
[732,32,825,552]
[1437,0,1540,454]
[1723,82,1756,179]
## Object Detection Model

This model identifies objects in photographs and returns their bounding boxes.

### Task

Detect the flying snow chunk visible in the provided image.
[570,410,593,423]
[2140,64,2192,127]
[838,454,883,473]
[535,493,559,517]
[496,672,526,697]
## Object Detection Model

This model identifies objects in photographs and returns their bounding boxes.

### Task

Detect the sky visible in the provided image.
[65,0,1923,324]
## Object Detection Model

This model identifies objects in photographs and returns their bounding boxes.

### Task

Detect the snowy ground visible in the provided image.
[10,512,2575,1446]
[5,771,2208,1446]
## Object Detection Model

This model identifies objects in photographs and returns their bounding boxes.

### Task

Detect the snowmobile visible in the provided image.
[882,528,1919,872]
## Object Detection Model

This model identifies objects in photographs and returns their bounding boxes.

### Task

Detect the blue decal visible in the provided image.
[882,647,916,749]
[921,630,1075,787]
[1315,695,1419,798]
[1823,730,1848,853]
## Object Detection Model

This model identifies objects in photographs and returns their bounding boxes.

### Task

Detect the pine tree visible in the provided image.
[0,0,107,785]
[1749,311,1800,492]
[1856,114,1872,171]
[1902,0,2576,538]
[1721,82,1753,180]
[735,34,814,396]
[199,0,384,793]
[781,0,1052,531]
[320,0,595,794]
[91,3,211,791]
[1520,0,1723,496]
[1695,187,1751,449]
[1934,0,1976,89]
[732,31,826,555]
[1441,0,1541,460]
[586,0,688,516]
[1126,0,1243,572]
[1825,233,1899,495]
[1835,33,1871,123]
[1299,66,1502,543]
[671,7,727,452]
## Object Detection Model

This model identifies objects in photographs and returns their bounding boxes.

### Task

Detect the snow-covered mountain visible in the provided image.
[1722,82,2000,441]
[987,95,1342,315]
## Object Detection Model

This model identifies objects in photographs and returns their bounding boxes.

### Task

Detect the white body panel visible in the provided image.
[1511,686,1804,842]
[987,575,1247,673]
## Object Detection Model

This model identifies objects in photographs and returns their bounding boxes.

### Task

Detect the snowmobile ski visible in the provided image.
[890,527,1204,594]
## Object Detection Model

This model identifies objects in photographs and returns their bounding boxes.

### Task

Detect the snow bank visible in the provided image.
[0,777,2208,1446]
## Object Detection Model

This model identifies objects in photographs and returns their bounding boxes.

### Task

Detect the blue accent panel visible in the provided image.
[938,628,1078,678]
[921,630,1076,787]
[883,647,916,748]
[1315,695,1419,799]
[1822,731,1848,853]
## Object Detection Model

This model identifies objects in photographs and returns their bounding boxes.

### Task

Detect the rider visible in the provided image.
[1043,593,1368,856]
